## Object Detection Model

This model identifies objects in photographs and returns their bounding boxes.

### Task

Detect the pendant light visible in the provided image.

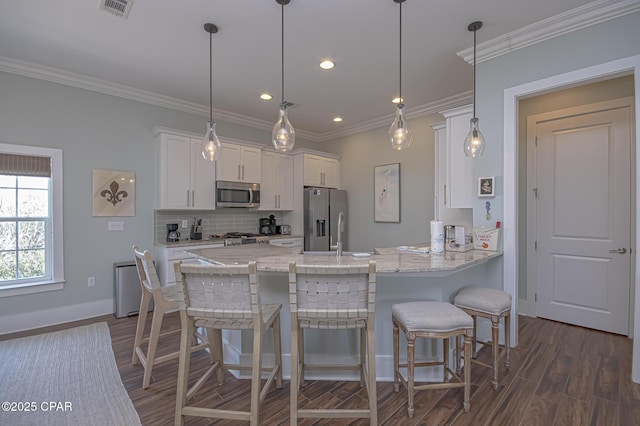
[463,21,486,158]
[272,0,295,152]
[388,0,412,150]
[202,23,222,162]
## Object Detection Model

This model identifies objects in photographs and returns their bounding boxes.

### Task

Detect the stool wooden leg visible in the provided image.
[407,335,415,419]
[491,315,499,390]
[360,327,366,386]
[132,289,152,365]
[463,332,471,413]
[273,315,283,389]
[367,318,378,426]
[393,321,400,393]
[290,314,299,426]
[455,335,462,376]
[471,315,478,358]
[250,326,263,426]
[443,337,450,381]
[504,312,511,371]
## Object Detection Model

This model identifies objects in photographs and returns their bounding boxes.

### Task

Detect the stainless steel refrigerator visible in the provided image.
[304,187,348,252]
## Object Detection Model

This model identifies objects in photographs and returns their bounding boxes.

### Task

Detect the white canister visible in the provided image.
[430,220,444,253]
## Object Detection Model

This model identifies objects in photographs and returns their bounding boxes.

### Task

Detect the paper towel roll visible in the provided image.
[430,220,444,253]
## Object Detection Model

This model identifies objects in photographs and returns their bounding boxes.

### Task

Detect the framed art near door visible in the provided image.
[374,163,400,222]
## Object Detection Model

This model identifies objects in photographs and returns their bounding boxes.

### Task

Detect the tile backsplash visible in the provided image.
[154,210,286,243]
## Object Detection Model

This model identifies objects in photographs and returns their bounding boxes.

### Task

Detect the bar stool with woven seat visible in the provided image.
[288,260,377,425]
[392,301,473,417]
[131,246,212,389]
[174,261,283,426]
[454,285,512,390]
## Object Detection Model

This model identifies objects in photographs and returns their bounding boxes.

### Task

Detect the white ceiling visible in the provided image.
[0,0,611,140]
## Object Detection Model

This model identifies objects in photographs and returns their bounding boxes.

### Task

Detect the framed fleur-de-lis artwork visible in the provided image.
[92,169,135,216]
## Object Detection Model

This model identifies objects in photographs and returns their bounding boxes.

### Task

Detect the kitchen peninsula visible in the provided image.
[186,244,503,381]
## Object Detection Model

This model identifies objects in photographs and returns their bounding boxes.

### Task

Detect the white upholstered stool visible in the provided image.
[392,301,473,418]
[454,286,512,390]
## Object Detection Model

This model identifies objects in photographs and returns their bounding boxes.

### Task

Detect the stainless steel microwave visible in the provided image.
[216,181,260,208]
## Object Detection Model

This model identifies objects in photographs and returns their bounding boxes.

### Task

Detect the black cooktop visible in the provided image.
[222,232,259,238]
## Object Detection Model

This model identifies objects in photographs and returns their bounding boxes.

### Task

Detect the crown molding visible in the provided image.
[316,91,473,142]
[0,56,283,133]
[457,0,640,64]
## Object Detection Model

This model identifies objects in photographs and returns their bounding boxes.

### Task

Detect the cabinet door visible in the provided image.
[241,146,262,183]
[260,151,277,210]
[190,138,216,209]
[277,154,294,210]
[159,134,191,209]
[303,154,323,187]
[322,157,339,189]
[446,110,473,208]
[217,143,243,182]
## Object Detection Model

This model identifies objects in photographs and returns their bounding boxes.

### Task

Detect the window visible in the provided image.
[0,144,64,296]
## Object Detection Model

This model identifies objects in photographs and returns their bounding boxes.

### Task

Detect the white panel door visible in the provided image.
[536,105,631,334]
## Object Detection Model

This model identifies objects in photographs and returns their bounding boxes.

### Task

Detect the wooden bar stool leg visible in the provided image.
[132,289,152,365]
[471,315,478,358]
[443,337,450,381]
[143,303,165,389]
[505,313,511,370]
[175,312,194,426]
[367,319,378,425]
[407,335,415,419]
[290,314,299,426]
[273,316,283,388]
[360,328,366,386]
[250,327,263,426]
[455,335,462,376]
[491,315,499,390]
[393,321,400,392]
[463,332,471,413]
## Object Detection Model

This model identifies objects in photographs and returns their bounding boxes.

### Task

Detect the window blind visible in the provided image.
[0,153,51,177]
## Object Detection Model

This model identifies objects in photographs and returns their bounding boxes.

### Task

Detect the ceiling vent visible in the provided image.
[99,0,133,19]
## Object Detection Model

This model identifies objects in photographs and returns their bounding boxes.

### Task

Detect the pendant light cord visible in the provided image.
[209,30,213,122]
[398,1,402,103]
[281,3,285,105]
[472,27,476,119]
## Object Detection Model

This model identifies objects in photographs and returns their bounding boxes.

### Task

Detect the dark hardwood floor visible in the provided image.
[3,313,640,425]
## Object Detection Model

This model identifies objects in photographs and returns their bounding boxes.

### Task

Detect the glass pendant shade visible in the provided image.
[388,104,412,150]
[463,117,485,157]
[202,121,221,161]
[272,104,295,152]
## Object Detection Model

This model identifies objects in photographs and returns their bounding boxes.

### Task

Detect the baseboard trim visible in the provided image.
[0,298,113,335]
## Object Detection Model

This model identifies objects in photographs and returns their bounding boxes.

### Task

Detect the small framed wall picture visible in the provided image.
[478,176,495,197]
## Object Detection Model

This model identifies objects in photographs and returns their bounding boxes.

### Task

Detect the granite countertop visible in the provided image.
[155,234,303,248]
[187,243,502,275]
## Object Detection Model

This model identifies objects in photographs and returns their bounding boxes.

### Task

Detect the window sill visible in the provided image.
[0,280,65,298]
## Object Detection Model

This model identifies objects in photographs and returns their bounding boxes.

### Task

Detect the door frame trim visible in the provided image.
[503,54,640,381]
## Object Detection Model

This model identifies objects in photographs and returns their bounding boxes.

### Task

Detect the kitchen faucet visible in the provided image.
[336,211,344,257]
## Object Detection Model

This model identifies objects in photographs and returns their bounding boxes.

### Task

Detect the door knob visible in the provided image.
[609,248,627,254]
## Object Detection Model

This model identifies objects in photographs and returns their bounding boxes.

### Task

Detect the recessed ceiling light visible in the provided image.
[260,93,273,100]
[333,117,343,122]
[392,97,404,104]
[319,60,335,70]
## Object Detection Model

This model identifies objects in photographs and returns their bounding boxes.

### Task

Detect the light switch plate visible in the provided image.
[181,219,188,228]
[108,221,125,231]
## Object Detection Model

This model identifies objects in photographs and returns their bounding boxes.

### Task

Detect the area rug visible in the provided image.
[0,322,141,426]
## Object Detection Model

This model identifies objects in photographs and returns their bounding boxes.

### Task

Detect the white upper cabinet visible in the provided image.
[216,142,261,183]
[433,122,473,227]
[302,153,339,188]
[440,105,473,209]
[260,151,294,211]
[155,130,216,210]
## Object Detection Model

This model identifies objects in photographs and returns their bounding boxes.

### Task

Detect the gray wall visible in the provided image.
[321,115,441,252]
[0,71,313,322]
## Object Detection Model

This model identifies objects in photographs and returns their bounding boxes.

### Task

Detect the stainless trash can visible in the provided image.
[114,261,153,318]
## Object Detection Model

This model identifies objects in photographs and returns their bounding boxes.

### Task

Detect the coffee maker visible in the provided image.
[166,223,180,242]
[259,215,276,235]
